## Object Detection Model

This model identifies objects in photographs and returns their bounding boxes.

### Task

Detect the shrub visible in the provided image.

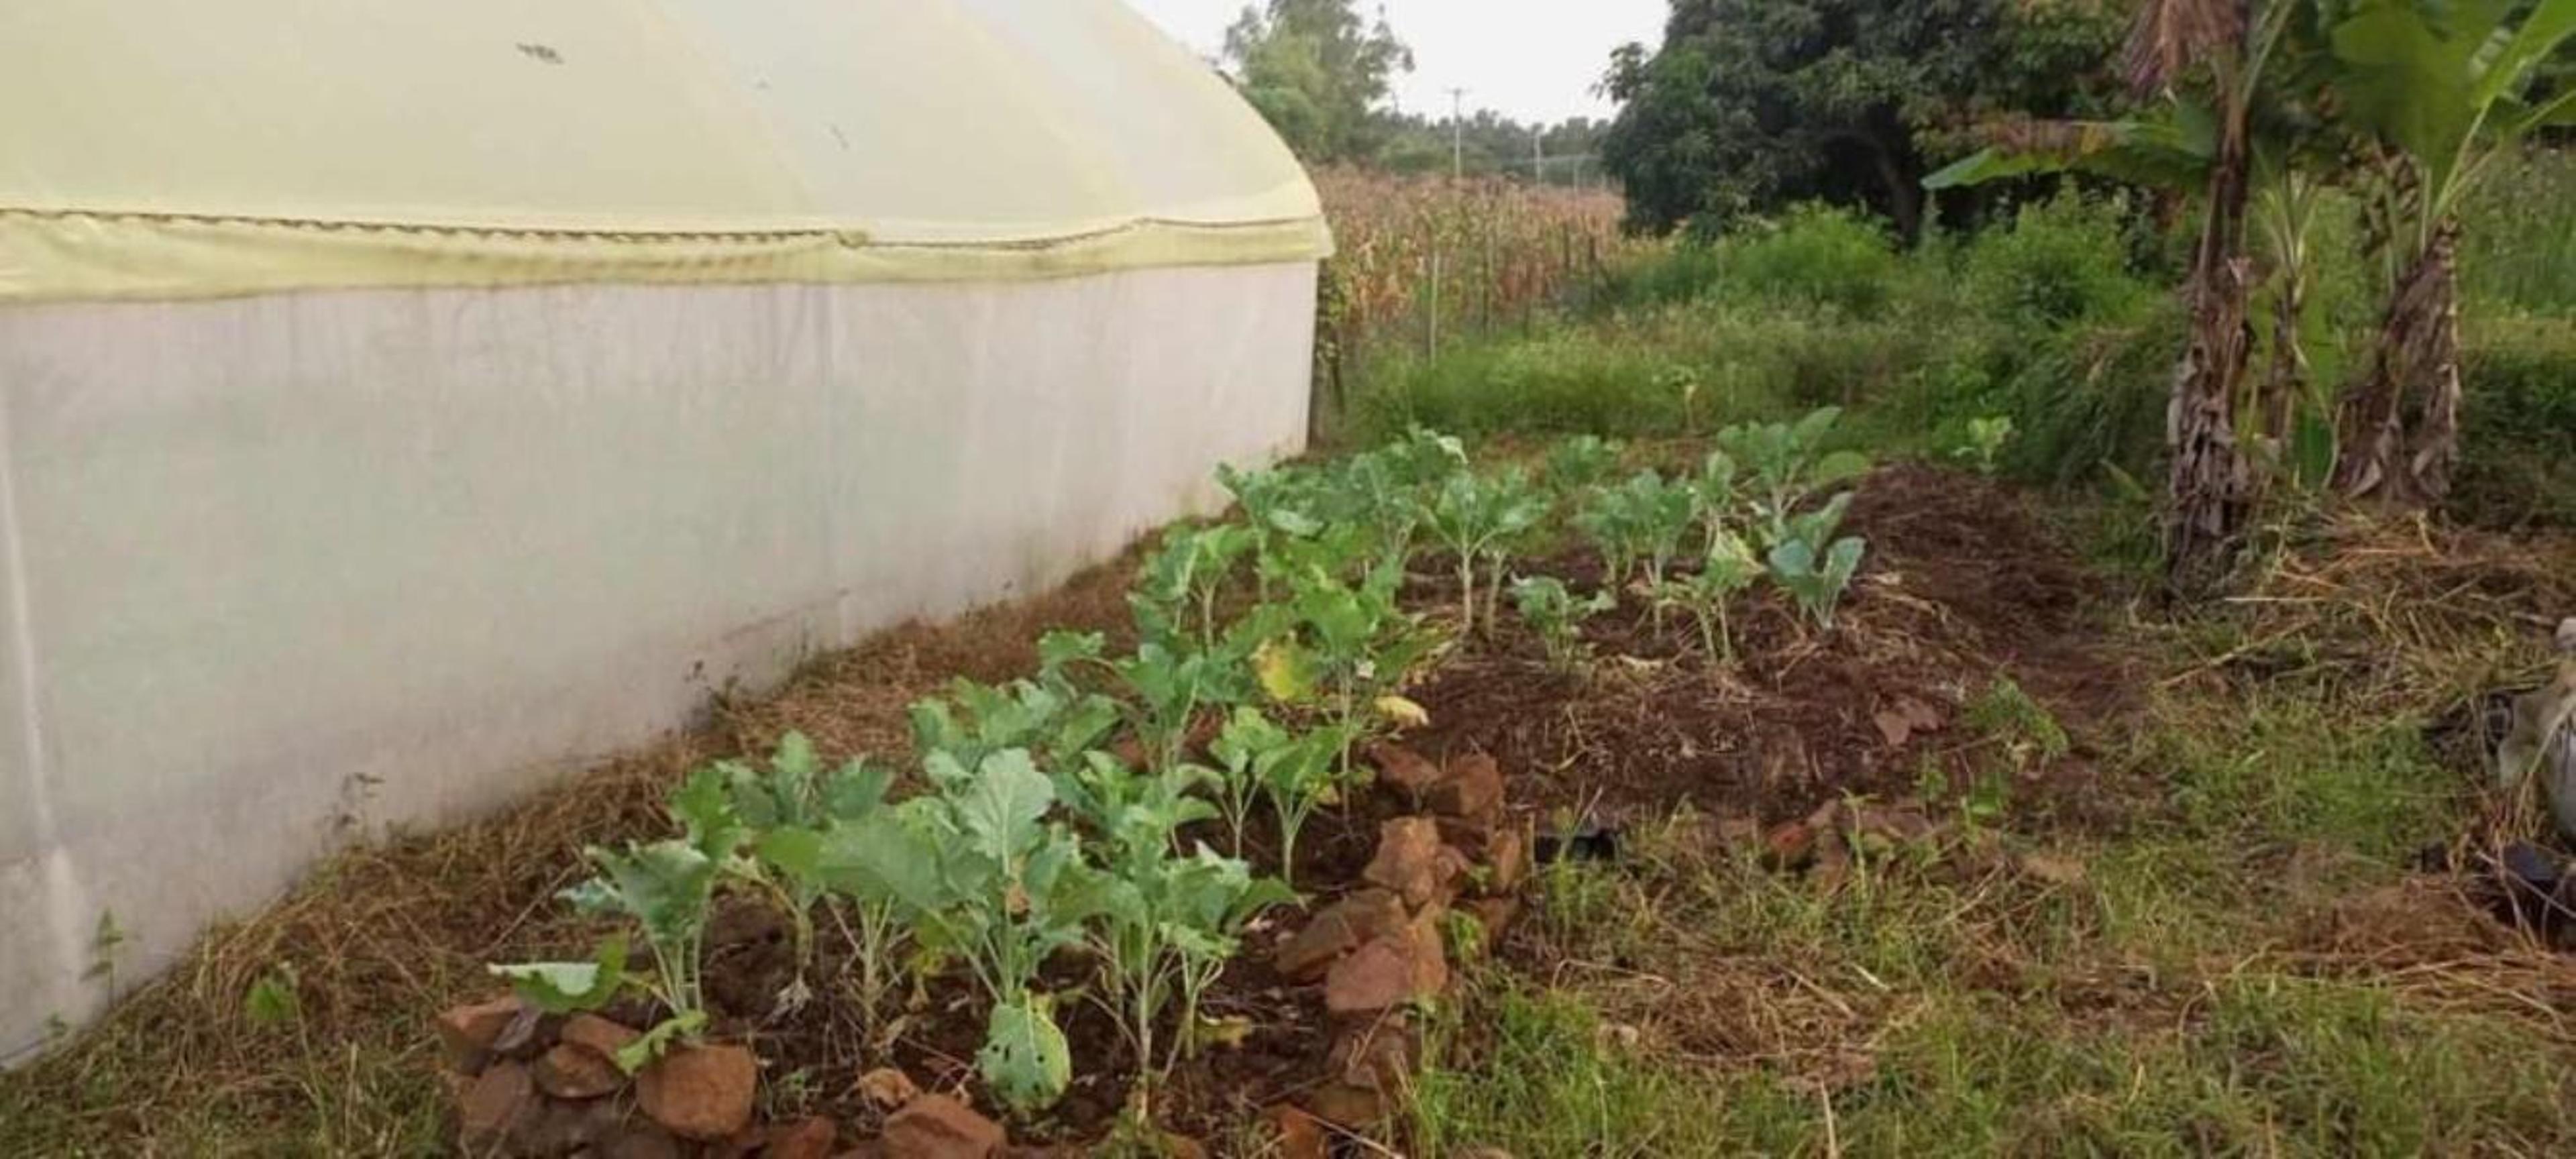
[2453,315,2576,529]
[1718,203,1903,316]
[1955,191,2153,330]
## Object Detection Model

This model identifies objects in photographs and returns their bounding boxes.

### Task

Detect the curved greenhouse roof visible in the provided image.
[0,0,1330,300]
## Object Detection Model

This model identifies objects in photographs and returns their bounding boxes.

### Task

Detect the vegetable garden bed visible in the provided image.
[419,412,2153,1156]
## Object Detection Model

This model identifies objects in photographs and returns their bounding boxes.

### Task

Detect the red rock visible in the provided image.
[1275,889,1409,982]
[1845,803,1938,845]
[519,1097,624,1154]
[1762,820,1817,869]
[560,1013,641,1061]
[1483,828,1529,893]
[859,1066,922,1109]
[1305,1082,1389,1127]
[1873,708,1915,748]
[1464,896,1521,947]
[1324,912,1448,1014]
[883,1093,1005,1159]
[455,1059,537,1149]
[1265,1105,1330,1159]
[602,1123,686,1159]
[1362,817,1461,907]
[1427,753,1504,822]
[535,1040,627,1099]
[1327,1012,1418,1092]
[435,995,524,1072]
[767,1116,839,1159]
[1368,742,1445,796]
[637,1042,759,1142]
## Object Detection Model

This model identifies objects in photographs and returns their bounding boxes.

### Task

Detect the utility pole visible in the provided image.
[1447,87,1467,180]
[1532,127,1545,186]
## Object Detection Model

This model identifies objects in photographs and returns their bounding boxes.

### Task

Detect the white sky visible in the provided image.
[1122,0,1668,124]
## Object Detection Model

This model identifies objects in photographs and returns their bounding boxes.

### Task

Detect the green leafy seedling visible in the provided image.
[1509,575,1615,673]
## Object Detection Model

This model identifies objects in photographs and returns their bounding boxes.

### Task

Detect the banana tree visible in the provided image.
[2323,0,2576,506]
[1927,0,2305,595]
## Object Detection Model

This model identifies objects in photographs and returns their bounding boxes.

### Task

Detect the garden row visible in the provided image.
[433,408,1879,1154]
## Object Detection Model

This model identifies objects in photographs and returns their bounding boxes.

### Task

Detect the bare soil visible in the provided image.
[1403,464,2135,832]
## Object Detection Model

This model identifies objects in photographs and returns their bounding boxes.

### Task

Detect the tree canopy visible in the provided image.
[1599,0,2131,238]
[1223,0,1415,164]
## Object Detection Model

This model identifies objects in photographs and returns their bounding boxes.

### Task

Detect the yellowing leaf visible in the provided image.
[1197,1013,1257,1050]
[1375,694,1430,729]
[1254,639,1318,703]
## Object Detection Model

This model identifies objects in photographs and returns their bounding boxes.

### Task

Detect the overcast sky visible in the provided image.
[1123,0,1668,125]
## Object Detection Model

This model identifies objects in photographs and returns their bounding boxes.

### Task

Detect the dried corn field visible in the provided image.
[1310,168,1651,417]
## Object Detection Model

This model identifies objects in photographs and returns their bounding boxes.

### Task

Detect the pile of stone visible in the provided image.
[1266,747,1528,1144]
[436,998,1008,1158]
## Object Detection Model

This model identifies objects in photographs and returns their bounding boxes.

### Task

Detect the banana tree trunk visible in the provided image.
[2165,140,2256,597]
[2334,222,2461,507]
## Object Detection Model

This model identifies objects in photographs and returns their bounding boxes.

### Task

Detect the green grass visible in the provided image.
[1411,660,2570,1158]
[1342,176,2576,531]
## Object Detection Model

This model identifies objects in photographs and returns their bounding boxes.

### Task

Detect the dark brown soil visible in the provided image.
[1400,464,2133,832]
[702,463,2139,1146]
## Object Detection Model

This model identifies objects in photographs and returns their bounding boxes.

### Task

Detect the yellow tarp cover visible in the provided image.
[0,0,1332,302]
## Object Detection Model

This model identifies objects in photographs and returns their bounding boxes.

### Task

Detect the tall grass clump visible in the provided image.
[1901,192,2172,484]
[2457,148,2576,315]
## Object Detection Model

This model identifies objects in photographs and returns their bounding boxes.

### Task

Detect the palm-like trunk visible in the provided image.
[2164,132,2256,596]
[2334,222,2462,507]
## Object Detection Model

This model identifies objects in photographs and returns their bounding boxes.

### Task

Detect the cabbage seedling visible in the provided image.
[1653,530,1764,663]
[1427,467,1548,637]
[1717,407,1871,547]
[1132,523,1257,648]
[1508,575,1615,672]
[908,664,1121,774]
[831,749,1095,1115]
[1544,435,1623,495]
[1769,535,1867,630]
[1251,559,1437,776]
[543,769,747,1048]
[1218,462,1328,598]
[1953,415,2015,476]
[712,732,894,1009]
[1067,751,1288,1099]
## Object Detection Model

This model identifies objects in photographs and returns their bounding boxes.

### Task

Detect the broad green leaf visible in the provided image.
[755,827,825,883]
[1810,450,1872,488]
[822,759,894,823]
[820,810,947,915]
[956,750,1053,865]
[567,839,719,949]
[489,936,629,1014]
[668,768,745,859]
[612,1009,706,1074]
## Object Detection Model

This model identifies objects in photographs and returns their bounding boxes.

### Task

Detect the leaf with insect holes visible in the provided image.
[490,936,631,1014]
[979,993,1073,1115]
[564,840,720,950]
[667,767,748,861]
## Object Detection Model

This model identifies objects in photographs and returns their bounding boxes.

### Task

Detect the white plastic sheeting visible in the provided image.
[0,262,1317,1060]
[0,0,1329,300]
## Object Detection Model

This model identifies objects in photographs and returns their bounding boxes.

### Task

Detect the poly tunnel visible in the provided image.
[0,0,1329,1060]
